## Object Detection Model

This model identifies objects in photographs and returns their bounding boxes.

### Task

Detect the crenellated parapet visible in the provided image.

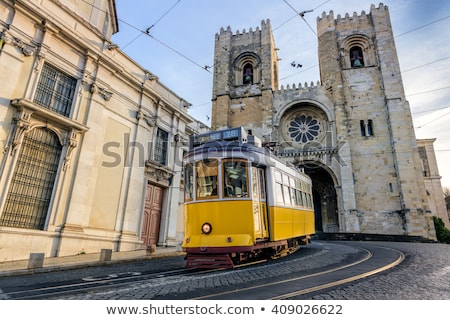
[275,81,323,100]
[277,81,321,93]
[317,3,388,37]
[216,19,271,39]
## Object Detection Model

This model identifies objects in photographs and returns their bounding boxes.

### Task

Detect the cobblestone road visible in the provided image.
[50,241,449,300]
[308,241,450,300]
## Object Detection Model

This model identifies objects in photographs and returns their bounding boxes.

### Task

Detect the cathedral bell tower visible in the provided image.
[317,4,433,237]
[211,19,279,139]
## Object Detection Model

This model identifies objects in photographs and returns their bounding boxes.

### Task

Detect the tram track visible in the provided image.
[4,268,210,300]
[191,243,405,300]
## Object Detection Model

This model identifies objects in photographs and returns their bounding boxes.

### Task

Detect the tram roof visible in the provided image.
[186,140,306,178]
[187,140,269,158]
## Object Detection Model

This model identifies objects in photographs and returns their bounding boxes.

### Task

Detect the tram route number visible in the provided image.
[271,304,343,315]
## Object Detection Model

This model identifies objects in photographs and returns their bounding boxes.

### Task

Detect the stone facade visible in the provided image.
[212,4,446,239]
[0,0,205,262]
[417,139,450,228]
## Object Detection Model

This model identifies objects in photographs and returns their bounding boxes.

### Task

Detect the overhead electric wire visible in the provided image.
[122,0,182,50]
[275,0,330,31]
[416,110,450,129]
[282,0,317,36]
[147,34,211,73]
[395,15,450,38]
[402,56,450,73]
[279,64,318,81]
[412,105,450,115]
[80,0,209,74]
[275,0,332,81]
[407,86,450,97]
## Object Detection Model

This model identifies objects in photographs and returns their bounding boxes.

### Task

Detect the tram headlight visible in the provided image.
[201,222,212,235]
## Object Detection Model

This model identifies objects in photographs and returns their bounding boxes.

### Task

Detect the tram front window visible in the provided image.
[196,159,219,199]
[223,160,248,198]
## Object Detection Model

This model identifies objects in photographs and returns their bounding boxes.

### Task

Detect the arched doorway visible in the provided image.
[302,164,339,233]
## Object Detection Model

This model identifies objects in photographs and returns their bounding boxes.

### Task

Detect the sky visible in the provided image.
[111,0,450,188]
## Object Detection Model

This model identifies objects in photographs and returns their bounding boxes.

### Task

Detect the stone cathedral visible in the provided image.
[211,4,442,239]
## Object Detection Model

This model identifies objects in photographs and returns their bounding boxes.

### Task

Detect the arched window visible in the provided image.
[243,63,254,84]
[0,127,62,229]
[350,46,364,68]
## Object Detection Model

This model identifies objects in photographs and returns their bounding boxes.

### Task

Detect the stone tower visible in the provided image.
[211,19,278,139]
[211,4,436,239]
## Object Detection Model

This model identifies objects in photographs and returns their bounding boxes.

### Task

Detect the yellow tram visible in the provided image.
[182,127,315,268]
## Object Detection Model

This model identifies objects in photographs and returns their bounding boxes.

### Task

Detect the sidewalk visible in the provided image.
[0,246,184,277]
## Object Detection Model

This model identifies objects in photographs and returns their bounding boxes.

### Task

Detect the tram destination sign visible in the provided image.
[190,127,247,148]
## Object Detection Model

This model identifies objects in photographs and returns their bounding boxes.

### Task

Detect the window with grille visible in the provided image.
[0,127,62,230]
[154,128,168,165]
[34,63,77,117]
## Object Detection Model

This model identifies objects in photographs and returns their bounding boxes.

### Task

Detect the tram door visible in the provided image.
[252,166,269,239]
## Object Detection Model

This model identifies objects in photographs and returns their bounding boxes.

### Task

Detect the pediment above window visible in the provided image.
[9,99,88,169]
[11,98,89,132]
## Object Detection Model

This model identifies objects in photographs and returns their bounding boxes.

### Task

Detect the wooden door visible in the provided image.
[141,184,164,247]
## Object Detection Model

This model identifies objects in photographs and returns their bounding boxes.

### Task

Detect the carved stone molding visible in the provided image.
[11,99,88,132]
[136,109,156,127]
[10,106,33,156]
[98,87,113,101]
[63,129,81,171]
[90,83,113,101]
[2,31,36,56]
[145,159,174,187]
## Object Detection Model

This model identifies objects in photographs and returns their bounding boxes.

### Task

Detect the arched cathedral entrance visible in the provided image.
[276,102,339,233]
[301,164,339,233]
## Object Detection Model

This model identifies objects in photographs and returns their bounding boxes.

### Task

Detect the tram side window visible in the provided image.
[289,177,297,206]
[283,185,292,206]
[282,174,292,206]
[301,191,308,208]
[296,189,303,206]
[306,193,313,208]
[196,159,219,199]
[306,184,313,208]
[223,160,248,198]
[295,180,303,207]
[274,170,284,205]
[185,163,194,201]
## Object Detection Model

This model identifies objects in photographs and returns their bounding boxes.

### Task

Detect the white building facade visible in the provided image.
[0,0,202,261]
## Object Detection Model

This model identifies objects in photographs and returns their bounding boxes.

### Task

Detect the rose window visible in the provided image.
[288,115,321,143]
